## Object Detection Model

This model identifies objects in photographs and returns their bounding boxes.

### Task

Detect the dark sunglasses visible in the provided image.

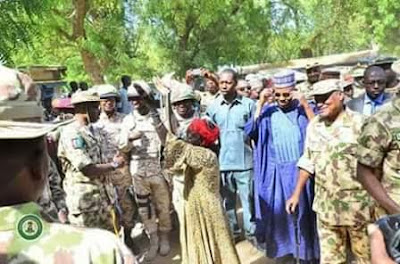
[274,92,291,98]
[314,91,336,104]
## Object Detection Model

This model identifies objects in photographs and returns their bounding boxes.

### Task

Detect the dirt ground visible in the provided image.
[152,228,273,264]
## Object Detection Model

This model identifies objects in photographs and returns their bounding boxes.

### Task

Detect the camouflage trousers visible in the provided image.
[69,205,115,232]
[317,217,370,264]
[132,174,172,234]
[110,166,136,230]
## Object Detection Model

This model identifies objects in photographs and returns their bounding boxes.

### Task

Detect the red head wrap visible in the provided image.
[187,118,219,148]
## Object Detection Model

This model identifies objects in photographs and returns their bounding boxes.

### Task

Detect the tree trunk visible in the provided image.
[81,49,104,84]
[73,0,105,84]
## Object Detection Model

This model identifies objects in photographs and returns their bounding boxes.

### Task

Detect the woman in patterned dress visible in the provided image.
[163,118,239,264]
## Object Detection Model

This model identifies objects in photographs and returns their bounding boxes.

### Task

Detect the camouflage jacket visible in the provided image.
[120,110,163,177]
[298,109,372,226]
[96,112,132,187]
[96,112,126,163]
[0,202,135,264]
[357,96,400,216]
[37,158,66,219]
[57,121,114,214]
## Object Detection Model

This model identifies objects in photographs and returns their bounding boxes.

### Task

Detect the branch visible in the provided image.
[72,0,89,39]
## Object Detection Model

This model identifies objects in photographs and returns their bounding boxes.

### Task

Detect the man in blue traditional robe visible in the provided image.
[245,70,320,263]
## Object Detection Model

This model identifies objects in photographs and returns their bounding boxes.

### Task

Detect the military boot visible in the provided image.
[144,232,159,261]
[158,231,170,256]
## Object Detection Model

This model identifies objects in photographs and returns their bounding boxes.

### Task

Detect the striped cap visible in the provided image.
[273,70,296,88]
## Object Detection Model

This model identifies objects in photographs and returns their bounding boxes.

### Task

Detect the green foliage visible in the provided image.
[3,0,400,84]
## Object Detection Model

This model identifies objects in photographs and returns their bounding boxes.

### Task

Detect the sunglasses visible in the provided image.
[314,91,336,104]
[274,92,291,98]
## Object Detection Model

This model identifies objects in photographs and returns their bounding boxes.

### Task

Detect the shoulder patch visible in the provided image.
[71,136,86,149]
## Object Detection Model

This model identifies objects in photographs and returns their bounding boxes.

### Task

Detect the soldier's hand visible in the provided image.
[285,195,299,215]
[368,224,396,264]
[185,69,194,84]
[57,209,68,224]
[113,154,126,168]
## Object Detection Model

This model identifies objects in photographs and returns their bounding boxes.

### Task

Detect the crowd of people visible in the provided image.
[0,58,400,264]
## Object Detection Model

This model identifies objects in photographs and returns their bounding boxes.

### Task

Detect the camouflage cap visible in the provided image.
[340,80,353,90]
[248,79,264,91]
[350,67,365,78]
[0,65,42,120]
[392,60,400,75]
[0,120,56,139]
[311,79,342,96]
[305,62,320,70]
[94,84,119,99]
[237,79,250,89]
[71,89,100,105]
[171,84,197,104]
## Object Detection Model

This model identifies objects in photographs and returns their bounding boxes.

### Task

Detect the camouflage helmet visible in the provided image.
[94,84,120,100]
[171,84,197,104]
[132,80,152,95]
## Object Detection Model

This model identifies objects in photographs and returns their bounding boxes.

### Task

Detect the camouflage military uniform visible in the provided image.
[96,112,135,230]
[296,81,314,101]
[0,202,135,264]
[58,121,115,231]
[357,96,400,218]
[120,110,171,234]
[37,158,67,220]
[195,91,220,113]
[297,109,372,264]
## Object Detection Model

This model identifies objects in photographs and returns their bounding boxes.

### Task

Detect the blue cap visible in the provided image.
[273,70,296,88]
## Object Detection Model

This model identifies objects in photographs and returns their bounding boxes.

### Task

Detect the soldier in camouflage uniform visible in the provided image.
[297,62,321,101]
[0,68,135,264]
[286,79,372,264]
[58,90,126,232]
[119,81,172,261]
[356,60,400,218]
[37,159,68,222]
[95,84,138,251]
[0,66,68,224]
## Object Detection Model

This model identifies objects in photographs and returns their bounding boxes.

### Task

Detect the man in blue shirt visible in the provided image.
[118,75,133,114]
[206,68,255,242]
[347,66,392,116]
